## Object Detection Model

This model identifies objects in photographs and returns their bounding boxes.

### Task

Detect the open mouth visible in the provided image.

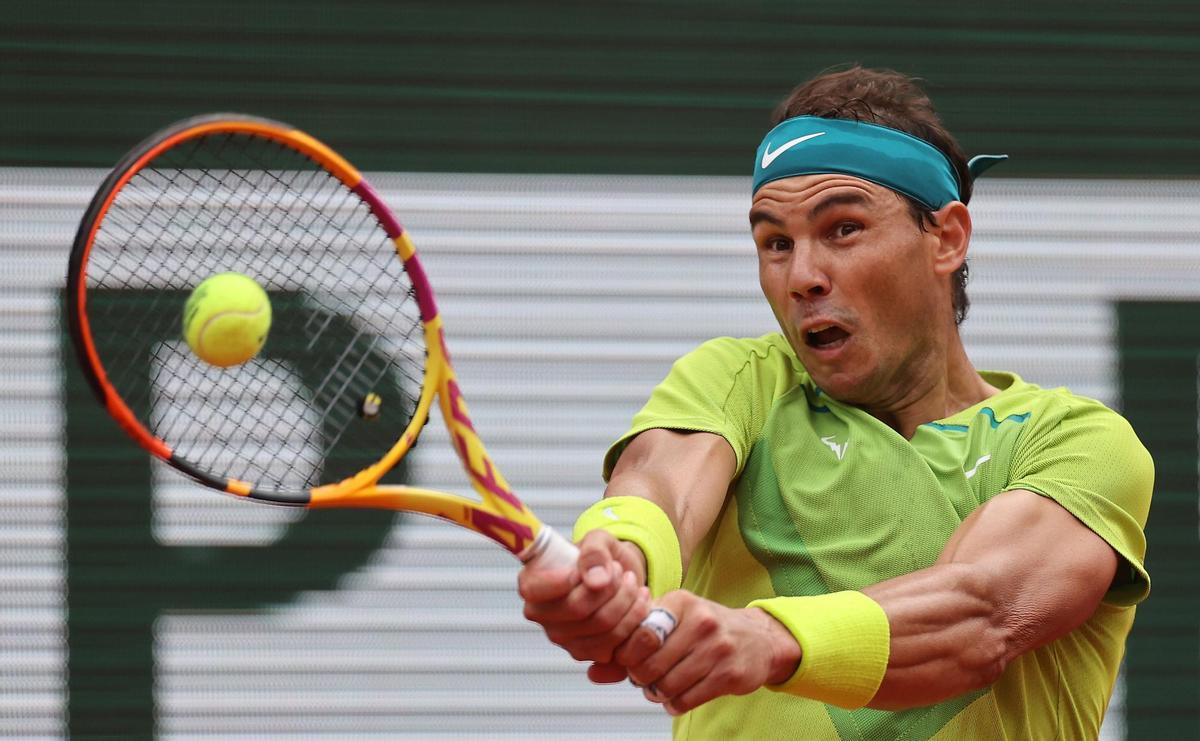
[805,324,850,350]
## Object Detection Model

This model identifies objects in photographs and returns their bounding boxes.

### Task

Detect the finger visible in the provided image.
[524,575,619,626]
[613,596,674,667]
[663,663,728,717]
[621,632,686,690]
[641,646,709,707]
[529,563,640,630]
[545,571,643,644]
[640,607,678,645]
[564,570,645,639]
[622,596,695,690]
[603,579,653,643]
[517,563,580,603]
[585,559,621,593]
[577,532,620,590]
[614,616,667,669]
[586,661,629,684]
[641,679,677,706]
[631,676,666,706]
[612,540,649,584]
[551,578,651,660]
[577,528,619,550]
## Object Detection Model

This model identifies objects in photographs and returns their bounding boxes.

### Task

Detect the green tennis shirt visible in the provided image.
[603,334,1153,741]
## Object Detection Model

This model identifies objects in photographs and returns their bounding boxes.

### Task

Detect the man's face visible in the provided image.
[750,174,953,406]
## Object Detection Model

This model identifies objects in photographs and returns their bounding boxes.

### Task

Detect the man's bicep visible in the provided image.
[607,428,737,569]
[1006,403,1153,606]
[937,489,1119,655]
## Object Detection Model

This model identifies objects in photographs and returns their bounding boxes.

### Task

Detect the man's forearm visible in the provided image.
[861,562,1011,710]
[603,429,735,575]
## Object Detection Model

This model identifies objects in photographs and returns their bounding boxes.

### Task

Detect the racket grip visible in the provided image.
[524,527,678,644]
[520,525,580,570]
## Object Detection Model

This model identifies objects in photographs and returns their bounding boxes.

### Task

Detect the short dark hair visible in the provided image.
[771,65,971,325]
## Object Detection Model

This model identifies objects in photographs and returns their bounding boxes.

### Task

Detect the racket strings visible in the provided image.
[84,129,426,494]
[276,176,415,435]
[143,147,298,465]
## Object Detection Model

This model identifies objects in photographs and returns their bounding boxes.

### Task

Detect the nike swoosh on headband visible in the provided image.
[760,131,827,169]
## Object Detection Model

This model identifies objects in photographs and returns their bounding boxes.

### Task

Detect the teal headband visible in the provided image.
[752,115,1007,208]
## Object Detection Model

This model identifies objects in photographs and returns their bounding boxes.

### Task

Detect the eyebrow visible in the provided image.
[749,191,873,229]
[806,192,872,221]
[748,209,784,229]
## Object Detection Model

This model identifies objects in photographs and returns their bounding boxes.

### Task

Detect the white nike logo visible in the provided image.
[760,132,826,169]
[820,435,848,461]
[964,454,992,479]
[603,507,619,521]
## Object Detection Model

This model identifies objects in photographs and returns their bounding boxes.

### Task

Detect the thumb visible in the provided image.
[576,531,619,590]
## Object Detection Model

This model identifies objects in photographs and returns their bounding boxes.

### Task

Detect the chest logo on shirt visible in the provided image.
[820,435,849,461]
[964,453,992,479]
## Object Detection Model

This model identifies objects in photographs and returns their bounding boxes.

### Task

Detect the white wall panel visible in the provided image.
[2,169,1197,738]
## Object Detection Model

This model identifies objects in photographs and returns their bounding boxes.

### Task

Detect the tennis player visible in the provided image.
[518,65,1152,739]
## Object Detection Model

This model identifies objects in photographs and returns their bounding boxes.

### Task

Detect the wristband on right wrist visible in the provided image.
[747,590,891,709]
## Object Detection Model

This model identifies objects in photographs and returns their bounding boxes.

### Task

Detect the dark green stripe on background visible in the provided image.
[5,1,1200,174]
[1119,301,1200,740]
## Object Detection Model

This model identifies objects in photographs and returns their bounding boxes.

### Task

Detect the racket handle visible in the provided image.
[520,525,580,570]
[524,526,678,644]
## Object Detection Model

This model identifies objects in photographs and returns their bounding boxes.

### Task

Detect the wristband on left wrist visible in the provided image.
[573,496,682,598]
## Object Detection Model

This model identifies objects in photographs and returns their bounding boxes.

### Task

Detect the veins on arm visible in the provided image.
[861,489,1118,710]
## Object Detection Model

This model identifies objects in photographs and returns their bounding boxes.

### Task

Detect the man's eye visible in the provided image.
[834,222,862,238]
[765,238,790,252]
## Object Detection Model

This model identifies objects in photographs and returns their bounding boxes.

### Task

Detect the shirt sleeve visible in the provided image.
[602,334,800,480]
[1007,396,1154,606]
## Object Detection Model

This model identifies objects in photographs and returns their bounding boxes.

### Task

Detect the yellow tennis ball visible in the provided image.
[183,272,272,367]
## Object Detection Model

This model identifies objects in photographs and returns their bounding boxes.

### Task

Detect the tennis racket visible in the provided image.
[65,113,580,569]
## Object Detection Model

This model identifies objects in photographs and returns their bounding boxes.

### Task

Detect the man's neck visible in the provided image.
[864,336,1000,440]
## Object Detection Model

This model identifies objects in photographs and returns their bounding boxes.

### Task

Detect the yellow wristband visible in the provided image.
[573,496,682,598]
[748,591,890,709]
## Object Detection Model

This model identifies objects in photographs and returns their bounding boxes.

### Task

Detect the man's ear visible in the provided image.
[930,201,971,277]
